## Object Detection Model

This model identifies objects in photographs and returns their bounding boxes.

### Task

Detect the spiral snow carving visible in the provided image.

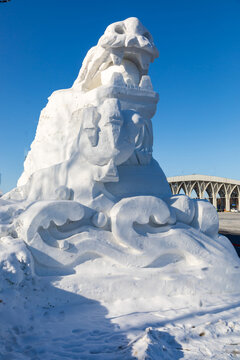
[0,17,239,275]
[110,196,173,250]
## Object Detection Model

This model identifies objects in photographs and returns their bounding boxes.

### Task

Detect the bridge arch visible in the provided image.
[203,182,213,204]
[190,188,198,199]
[230,185,240,211]
[190,182,200,198]
[216,184,226,211]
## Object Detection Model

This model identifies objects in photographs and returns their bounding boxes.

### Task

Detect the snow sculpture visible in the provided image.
[0,17,239,275]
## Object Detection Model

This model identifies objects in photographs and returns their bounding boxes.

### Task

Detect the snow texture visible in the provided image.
[1,17,240,359]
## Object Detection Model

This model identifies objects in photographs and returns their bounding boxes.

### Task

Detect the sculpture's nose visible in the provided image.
[124,17,149,38]
[108,123,122,147]
[105,112,124,147]
[124,17,143,34]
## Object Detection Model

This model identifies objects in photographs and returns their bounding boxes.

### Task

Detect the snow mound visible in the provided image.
[0,236,33,287]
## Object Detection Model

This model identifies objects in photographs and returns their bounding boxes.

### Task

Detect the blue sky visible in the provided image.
[0,0,240,193]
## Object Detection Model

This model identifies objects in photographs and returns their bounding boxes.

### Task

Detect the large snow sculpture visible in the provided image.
[1,17,239,275]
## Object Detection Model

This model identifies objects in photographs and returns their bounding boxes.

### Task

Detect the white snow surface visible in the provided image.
[1,195,240,359]
[1,234,240,359]
[1,17,240,359]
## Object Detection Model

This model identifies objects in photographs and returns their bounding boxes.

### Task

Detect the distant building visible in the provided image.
[168,175,240,212]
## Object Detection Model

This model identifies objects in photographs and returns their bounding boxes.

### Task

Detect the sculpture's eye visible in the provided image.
[115,24,124,34]
[143,32,151,40]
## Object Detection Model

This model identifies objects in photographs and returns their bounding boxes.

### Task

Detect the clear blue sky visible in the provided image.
[0,0,240,193]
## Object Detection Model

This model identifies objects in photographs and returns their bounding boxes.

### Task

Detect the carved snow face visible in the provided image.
[99,17,158,70]
[79,99,143,167]
[73,17,158,92]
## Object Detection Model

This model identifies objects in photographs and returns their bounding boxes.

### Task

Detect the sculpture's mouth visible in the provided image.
[84,47,154,92]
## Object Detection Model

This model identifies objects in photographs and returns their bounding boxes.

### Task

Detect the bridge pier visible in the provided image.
[225,195,231,212]
[212,194,217,208]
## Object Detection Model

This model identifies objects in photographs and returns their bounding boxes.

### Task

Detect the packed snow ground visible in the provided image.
[1,235,240,359]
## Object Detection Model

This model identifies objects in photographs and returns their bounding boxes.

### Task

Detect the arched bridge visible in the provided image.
[167,175,240,212]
